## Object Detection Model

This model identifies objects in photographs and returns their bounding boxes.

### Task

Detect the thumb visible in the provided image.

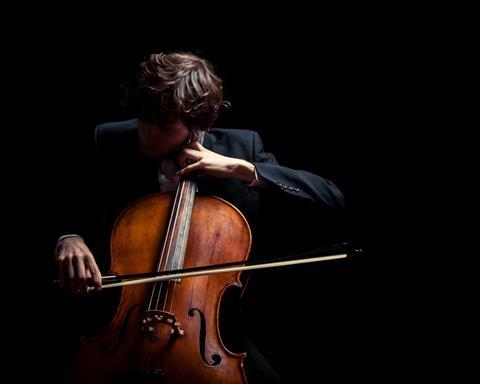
[190,141,204,151]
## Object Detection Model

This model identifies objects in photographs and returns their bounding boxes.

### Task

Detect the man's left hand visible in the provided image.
[176,141,256,183]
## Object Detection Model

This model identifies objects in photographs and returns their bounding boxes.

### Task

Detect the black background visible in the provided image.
[8,25,413,381]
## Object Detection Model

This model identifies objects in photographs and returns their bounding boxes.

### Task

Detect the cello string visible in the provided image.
[148,134,196,311]
[147,179,183,310]
[159,131,205,312]
[163,131,204,312]
[147,191,176,311]
[155,176,188,311]
[167,180,194,313]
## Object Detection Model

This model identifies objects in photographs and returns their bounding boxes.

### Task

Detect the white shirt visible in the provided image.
[157,158,181,192]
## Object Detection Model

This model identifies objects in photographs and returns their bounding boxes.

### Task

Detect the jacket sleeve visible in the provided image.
[251,131,345,208]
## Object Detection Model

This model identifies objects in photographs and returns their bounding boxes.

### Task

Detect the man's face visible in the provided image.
[138,119,191,159]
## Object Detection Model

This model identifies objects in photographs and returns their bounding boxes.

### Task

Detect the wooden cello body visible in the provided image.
[62,189,251,383]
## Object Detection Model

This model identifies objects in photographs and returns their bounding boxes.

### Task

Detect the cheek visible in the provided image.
[139,127,163,146]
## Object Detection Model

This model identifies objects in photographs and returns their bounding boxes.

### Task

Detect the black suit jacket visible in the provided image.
[71,119,344,271]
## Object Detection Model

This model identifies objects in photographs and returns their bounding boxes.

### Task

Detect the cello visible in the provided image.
[60,129,349,383]
[63,131,251,383]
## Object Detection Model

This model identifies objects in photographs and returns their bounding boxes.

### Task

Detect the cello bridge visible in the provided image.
[140,310,185,341]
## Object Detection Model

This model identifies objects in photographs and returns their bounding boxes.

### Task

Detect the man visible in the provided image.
[52,51,346,384]
[55,52,345,295]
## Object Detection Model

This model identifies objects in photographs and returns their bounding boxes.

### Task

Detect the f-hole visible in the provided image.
[188,308,221,366]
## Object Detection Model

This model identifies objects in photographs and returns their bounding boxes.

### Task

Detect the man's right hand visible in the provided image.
[55,236,102,295]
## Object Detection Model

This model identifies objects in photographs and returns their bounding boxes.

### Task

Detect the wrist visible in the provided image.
[56,234,83,248]
[233,159,256,183]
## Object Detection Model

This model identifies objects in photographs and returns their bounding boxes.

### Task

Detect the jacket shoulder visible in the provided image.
[208,128,258,151]
[210,128,256,139]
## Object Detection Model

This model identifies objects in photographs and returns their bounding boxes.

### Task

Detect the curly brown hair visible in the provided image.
[124,52,226,131]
